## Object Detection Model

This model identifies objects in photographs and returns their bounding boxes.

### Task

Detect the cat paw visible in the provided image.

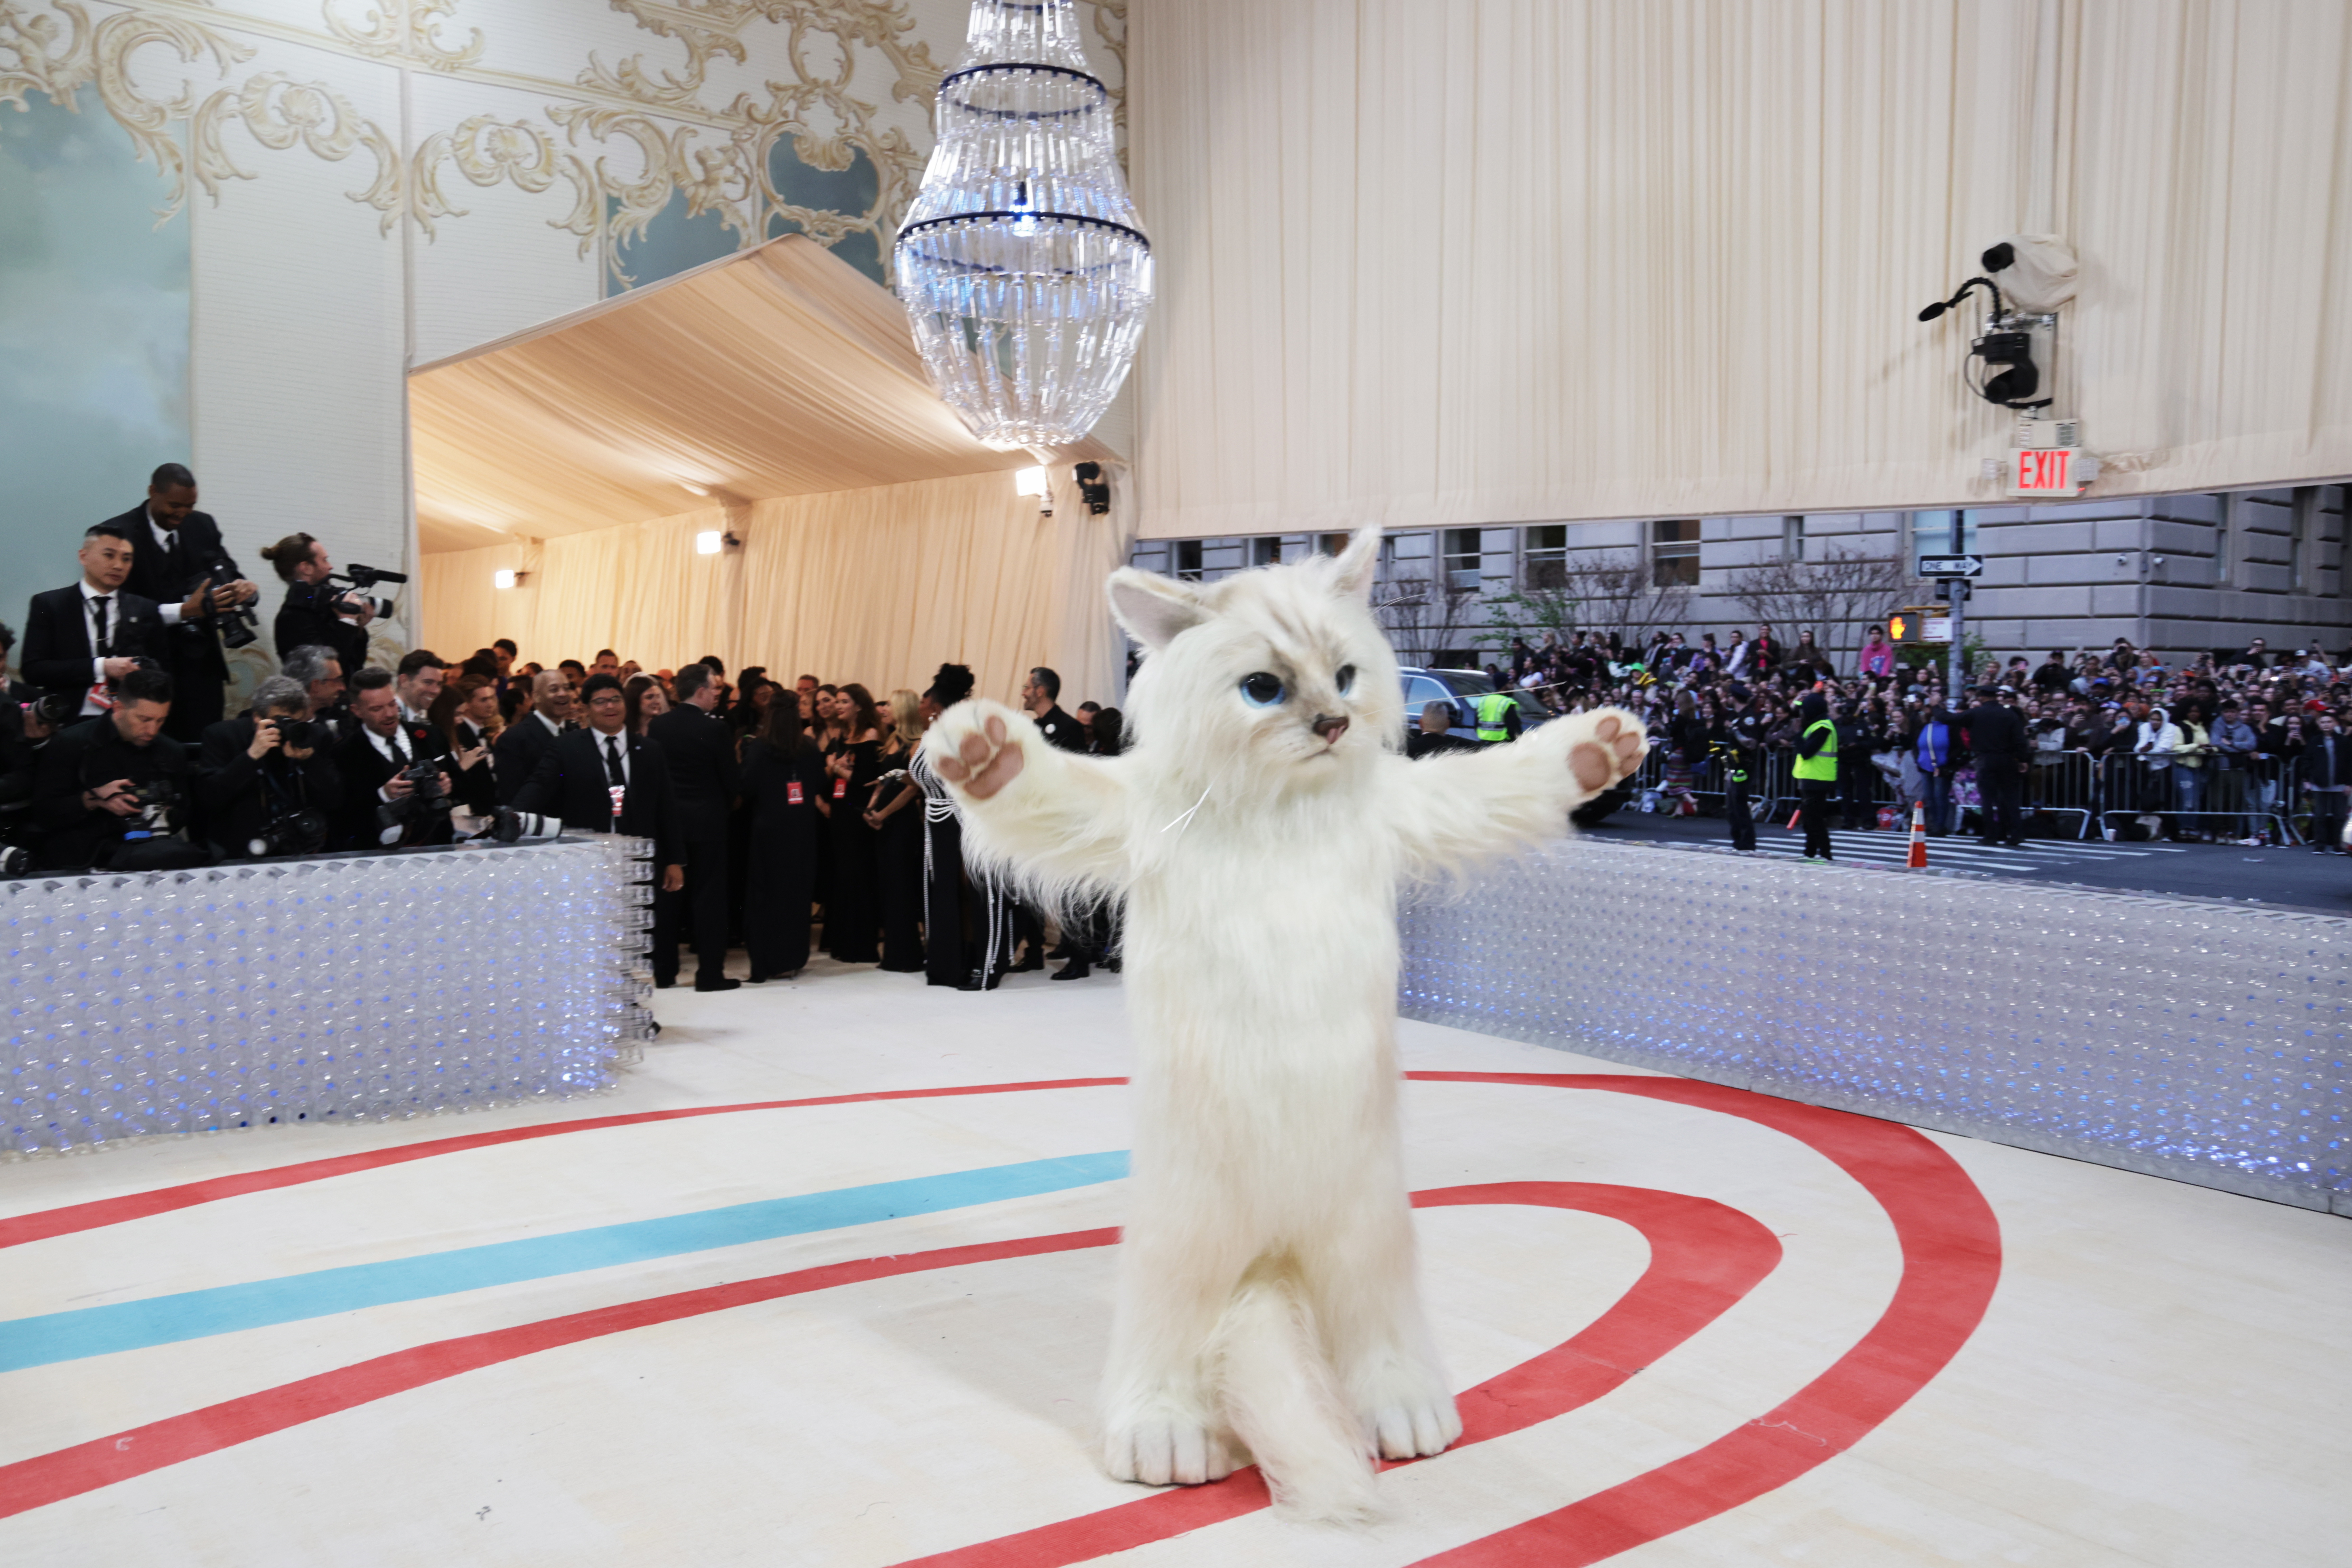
[924,698,1028,800]
[1104,1413,1243,1486]
[1565,709,1648,793]
[1368,1394,1461,1460]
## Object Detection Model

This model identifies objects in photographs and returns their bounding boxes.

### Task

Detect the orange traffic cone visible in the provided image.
[1906,801,1928,869]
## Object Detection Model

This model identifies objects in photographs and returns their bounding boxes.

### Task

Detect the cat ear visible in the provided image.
[1107,568,1208,651]
[1333,525,1383,602]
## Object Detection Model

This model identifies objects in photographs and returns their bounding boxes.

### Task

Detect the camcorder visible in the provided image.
[287,562,407,622]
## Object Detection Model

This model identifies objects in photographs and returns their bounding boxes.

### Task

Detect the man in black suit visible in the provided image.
[332,667,452,851]
[107,464,262,741]
[645,662,740,991]
[2298,710,2352,854]
[31,667,192,870]
[1963,685,2032,848]
[494,669,575,804]
[21,523,210,720]
[513,674,685,939]
[195,673,341,859]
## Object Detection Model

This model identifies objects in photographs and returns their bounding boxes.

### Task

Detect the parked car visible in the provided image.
[1394,666,1630,825]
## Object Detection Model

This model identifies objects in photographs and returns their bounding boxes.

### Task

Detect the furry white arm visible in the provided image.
[921,698,1132,896]
[1383,708,1648,882]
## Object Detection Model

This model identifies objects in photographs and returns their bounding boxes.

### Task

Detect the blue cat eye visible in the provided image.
[1335,664,1357,695]
[1240,672,1287,707]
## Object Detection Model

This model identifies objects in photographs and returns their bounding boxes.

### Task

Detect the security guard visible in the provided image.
[1792,690,1838,861]
[1473,689,1522,743]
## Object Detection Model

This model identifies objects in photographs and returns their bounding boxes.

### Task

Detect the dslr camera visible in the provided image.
[248,807,328,859]
[378,758,452,831]
[191,556,261,650]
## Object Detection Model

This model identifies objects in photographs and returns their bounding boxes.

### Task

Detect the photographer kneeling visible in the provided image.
[31,667,197,871]
[334,667,453,850]
[197,674,342,860]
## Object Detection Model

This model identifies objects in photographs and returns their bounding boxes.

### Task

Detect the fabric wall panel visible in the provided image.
[1129,0,2352,538]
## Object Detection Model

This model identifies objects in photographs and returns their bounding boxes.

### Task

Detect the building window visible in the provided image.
[1907,509,1978,564]
[1318,532,1350,556]
[2291,487,2317,592]
[1524,524,1568,588]
[1175,539,1204,582]
[1782,515,1805,563]
[1442,528,1482,592]
[2215,495,2233,584]
[1251,536,1282,567]
[1650,518,1700,587]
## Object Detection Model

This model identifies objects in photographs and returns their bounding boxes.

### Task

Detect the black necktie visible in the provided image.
[160,529,178,579]
[384,730,407,768]
[90,596,110,656]
[603,736,626,788]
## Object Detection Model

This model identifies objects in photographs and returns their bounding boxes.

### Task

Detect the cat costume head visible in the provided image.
[1104,526,1403,797]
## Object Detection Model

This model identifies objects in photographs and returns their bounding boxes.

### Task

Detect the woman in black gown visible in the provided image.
[820,683,884,963]
[865,688,928,973]
[741,700,826,982]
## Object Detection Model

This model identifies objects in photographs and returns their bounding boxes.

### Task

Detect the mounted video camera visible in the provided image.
[287,562,407,622]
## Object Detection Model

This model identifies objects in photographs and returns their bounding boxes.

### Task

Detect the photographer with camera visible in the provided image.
[333,667,453,850]
[196,674,341,860]
[31,667,196,871]
[22,522,213,719]
[279,645,350,746]
[0,623,57,869]
[108,463,262,741]
[259,533,405,676]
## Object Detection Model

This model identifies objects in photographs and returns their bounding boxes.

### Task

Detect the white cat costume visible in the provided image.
[923,527,1646,1521]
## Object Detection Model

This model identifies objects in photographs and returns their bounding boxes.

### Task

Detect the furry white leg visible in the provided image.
[1304,1194,1463,1462]
[1100,1217,1254,1487]
[1210,1260,1381,1524]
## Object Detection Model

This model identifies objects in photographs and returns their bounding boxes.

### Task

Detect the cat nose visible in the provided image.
[1313,714,1349,744]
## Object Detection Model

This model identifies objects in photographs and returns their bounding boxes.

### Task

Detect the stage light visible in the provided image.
[1073,460,1111,516]
[493,568,521,590]
[696,531,723,555]
[1014,466,1049,498]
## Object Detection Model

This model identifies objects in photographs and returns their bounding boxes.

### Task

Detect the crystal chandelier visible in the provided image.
[895,0,1151,448]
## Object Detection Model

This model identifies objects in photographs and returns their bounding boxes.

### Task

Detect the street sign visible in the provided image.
[1916,554,1984,578]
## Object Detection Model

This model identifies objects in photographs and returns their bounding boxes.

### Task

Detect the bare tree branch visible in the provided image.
[1725,545,1912,667]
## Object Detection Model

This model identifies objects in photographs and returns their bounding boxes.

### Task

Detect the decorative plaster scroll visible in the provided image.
[191,70,403,227]
[587,0,940,114]
[322,0,484,72]
[412,113,598,249]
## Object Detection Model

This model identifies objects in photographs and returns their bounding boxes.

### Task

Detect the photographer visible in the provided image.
[0,622,56,863]
[32,667,195,870]
[196,674,341,860]
[259,533,387,676]
[22,521,206,718]
[110,463,262,741]
[279,645,349,745]
[333,667,453,850]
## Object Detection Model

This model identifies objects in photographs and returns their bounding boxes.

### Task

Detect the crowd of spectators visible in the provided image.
[1475,624,2352,851]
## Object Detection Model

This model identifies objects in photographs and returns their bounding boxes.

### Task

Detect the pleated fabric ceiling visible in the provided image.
[409,235,1115,553]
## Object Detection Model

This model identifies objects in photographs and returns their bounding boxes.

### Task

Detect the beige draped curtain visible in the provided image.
[420,469,1137,707]
[1128,0,2352,537]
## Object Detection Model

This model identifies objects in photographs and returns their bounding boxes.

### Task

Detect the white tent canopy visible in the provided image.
[414,237,1133,705]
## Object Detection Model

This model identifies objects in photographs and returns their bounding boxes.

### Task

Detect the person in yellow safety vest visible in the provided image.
[1473,690,1522,743]
[1792,691,1838,861]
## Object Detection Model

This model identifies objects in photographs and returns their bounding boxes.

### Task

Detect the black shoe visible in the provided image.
[960,966,1005,991]
[745,972,767,984]
[694,977,742,993]
[1045,943,1078,961]
[1101,956,1121,973]
[1050,959,1092,981]
[1011,951,1045,973]
[653,977,677,990]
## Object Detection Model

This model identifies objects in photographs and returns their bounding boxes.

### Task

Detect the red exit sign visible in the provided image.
[2008,446,2087,497]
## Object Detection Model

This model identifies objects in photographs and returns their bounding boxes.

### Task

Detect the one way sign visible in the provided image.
[1915,554,1984,578]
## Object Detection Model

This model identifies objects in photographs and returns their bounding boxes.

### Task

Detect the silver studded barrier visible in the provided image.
[2,836,655,1157]
[1399,837,2351,1213]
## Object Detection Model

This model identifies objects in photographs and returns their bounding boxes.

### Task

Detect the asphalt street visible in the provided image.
[1587,808,2352,919]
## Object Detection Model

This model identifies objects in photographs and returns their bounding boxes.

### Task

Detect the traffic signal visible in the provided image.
[1888,605,1949,644]
[1889,610,1914,644]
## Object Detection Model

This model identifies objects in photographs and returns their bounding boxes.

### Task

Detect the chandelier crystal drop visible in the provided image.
[895,0,1151,448]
